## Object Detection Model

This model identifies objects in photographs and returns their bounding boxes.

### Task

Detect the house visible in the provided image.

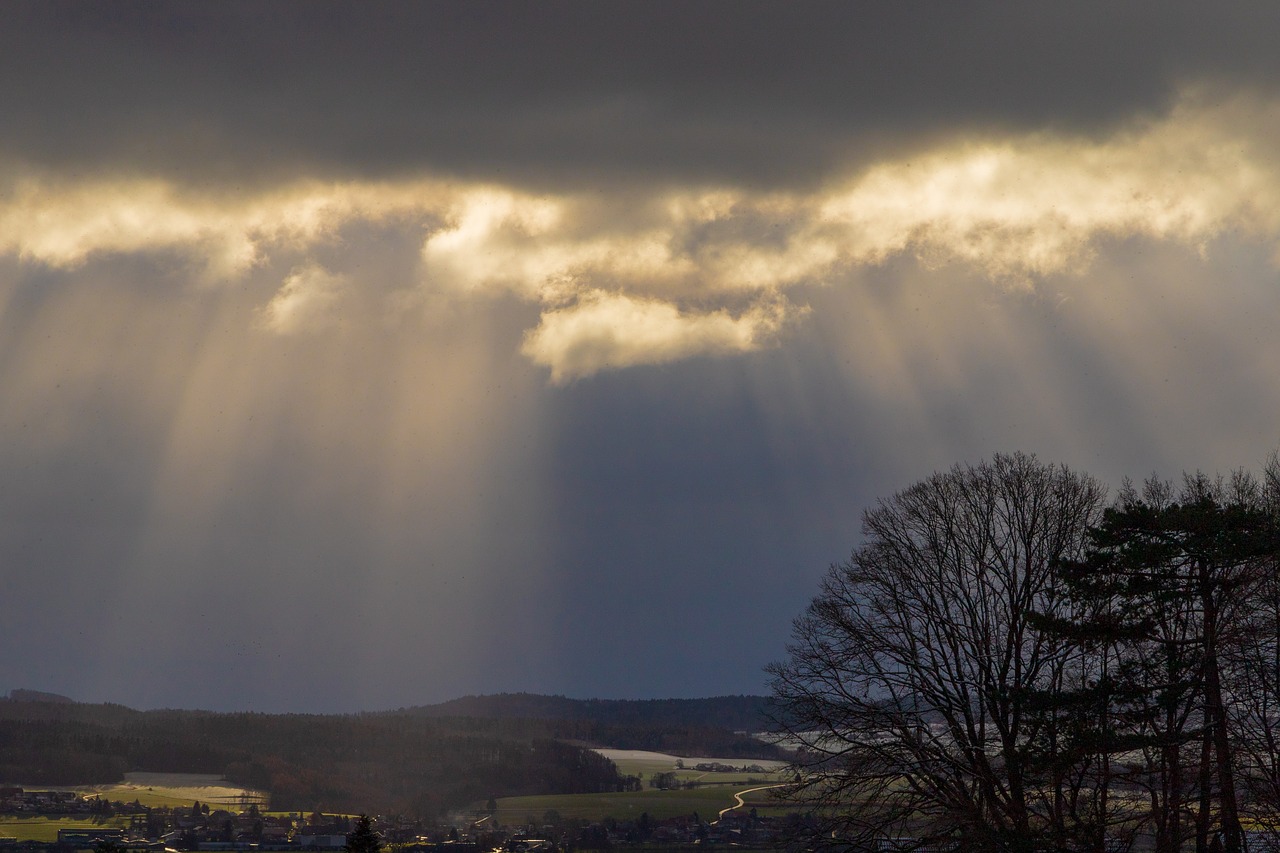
[296,833,348,848]
[58,828,126,846]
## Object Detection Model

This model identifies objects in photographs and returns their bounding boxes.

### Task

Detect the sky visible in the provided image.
[4,2,1280,713]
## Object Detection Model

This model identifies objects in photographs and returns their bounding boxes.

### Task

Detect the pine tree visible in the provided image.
[344,815,383,853]
[1045,475,1280,853]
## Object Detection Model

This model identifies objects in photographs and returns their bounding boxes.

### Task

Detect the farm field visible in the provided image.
[64,772,268,809]
[494,786,740,823]
[0,817,129,843]
[493,783,798,824]
[594,749,787,772]
[592,749,789,786]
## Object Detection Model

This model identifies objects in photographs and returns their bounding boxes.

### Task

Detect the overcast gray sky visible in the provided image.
[4,2,1280,712]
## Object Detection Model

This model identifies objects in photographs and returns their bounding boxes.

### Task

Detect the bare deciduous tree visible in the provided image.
[768,453,1107,852]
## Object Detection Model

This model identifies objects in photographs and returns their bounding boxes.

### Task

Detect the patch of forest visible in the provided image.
[396,694,783,758]
[0,693,784,817]
[401,693,773,733]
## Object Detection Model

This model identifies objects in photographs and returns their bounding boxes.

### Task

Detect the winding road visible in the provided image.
[714,783,789,822]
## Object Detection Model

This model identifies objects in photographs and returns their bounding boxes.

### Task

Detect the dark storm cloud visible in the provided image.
[4,1,1280,188]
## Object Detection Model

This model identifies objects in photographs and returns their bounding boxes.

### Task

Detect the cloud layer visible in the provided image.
[6,4,1280,188]
[521,292,796,383]
[5,91,1280,380]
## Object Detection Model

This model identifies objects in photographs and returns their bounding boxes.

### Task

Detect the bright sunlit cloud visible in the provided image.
[0,174,449,279]
[5,91,1280,378]
[820,94,1280,280]
[520,291,798,383]
[258,264,350,334]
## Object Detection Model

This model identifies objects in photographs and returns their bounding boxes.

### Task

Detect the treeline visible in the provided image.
[0,704,626,815]
[0,718,130,784]
[0,694,783,818]
[772,453,1280,853]
[546,720,782,759]
[401,694,786,762]
[405,693,773,733]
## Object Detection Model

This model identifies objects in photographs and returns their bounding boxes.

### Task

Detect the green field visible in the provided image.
[0,817,130,843]
[57,772,268,810]
[1,772,267,822]
[494,787,738,823]
[487,750,796,824]
[615,764,781,788]
[493,783,798,825]
[594,750,788,790]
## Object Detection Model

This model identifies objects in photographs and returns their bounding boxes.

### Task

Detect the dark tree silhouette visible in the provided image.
[772,452,1280,853]
[344,814,383,853]
[1050,472,1280,853]
[769,453,1107,853]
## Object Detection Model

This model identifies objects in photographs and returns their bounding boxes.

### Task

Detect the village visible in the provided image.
[0,787,803,853]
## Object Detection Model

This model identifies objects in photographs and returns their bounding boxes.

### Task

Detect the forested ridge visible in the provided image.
[398,694,781,758]
[0,693,781,817]
[403,693,771,732]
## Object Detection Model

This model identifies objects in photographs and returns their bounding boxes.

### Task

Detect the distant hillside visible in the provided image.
[4,689,75,704]
[405,693,773,732]
[0,692,786,817]
[0,698,625,815]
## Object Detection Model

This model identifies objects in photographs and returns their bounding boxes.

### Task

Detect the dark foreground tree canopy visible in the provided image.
[770,451,1280,853]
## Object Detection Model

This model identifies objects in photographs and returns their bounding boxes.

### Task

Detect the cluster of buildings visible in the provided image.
[0,787,808,853]
[0,790,342,852]
[687,764,770,775]
[0,791,84,814]
[471,810,806,851]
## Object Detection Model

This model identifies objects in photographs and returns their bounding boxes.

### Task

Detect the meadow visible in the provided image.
[0,817,129,843]
[493,752,796,824]
[593,749,788,786]
[4,753,787,833]
[0,773,268,842]
[493,786,744,824]
[16,772,268,811]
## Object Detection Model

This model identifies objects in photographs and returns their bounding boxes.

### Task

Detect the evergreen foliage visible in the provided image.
[343,814,383,853]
